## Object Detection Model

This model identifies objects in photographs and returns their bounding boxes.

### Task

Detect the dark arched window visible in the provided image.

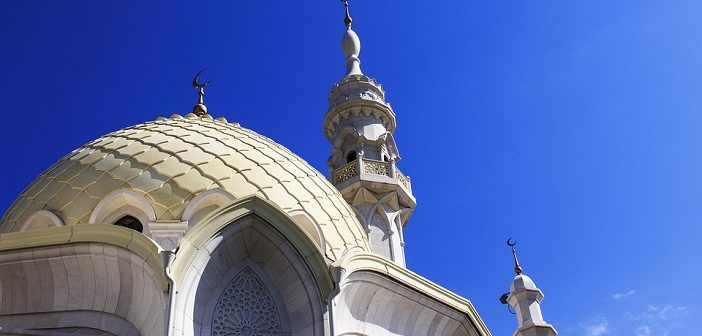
[114,215,143,233]
[346,151,357,163]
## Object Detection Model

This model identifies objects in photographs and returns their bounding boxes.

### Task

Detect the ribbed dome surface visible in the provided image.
[0,115,368,257]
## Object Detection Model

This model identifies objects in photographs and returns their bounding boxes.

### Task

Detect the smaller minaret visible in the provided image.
[506,239,557,336]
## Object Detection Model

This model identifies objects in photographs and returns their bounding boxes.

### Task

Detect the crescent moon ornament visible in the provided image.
[191,70,211,116]
[507,238,516,247]
[342,0,352,27]
[192,70,211,89]
[507,237,523,275]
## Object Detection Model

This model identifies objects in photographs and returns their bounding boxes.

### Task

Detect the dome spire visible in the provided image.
[192,70,211,116]
[507,238,523,275]
[340,0,362,76]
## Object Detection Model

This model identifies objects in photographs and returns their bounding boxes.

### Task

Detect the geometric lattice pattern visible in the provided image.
[0,114,369,258]
[212,268,282,336]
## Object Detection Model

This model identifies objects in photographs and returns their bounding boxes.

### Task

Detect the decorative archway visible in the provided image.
[171,195,333,336]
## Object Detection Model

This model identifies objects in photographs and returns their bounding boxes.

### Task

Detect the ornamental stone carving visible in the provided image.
[212,268,283,336]
[396,169,411,191]
[333,161,359,184]
[359,90,382,102]
[363,160,390,176]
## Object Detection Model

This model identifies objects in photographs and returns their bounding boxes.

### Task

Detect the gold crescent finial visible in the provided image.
[507,238,523,275]
[192,70,212,116]
[342,0,353,28]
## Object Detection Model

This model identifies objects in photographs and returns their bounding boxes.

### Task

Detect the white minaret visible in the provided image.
[506,239,557,336]
[323,1,416,266]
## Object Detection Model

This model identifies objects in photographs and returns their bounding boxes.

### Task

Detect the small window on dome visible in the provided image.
[114,215,143,233]
[346,151,357,163]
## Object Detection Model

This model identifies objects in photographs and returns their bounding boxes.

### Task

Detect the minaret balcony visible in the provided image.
[331,158,415,206]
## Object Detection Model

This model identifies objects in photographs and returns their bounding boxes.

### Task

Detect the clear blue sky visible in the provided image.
[1,1,700,335]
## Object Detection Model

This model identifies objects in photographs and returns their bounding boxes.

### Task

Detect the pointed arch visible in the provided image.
[174,195,332,289]
[365,203,393,260]
[351,207,369,233]
[20,209,64,231]
[288,209,326,254]
[385,132,401,161]
[181,188,236,228]
[171,195,333,336]
[332,126,361,151]
[89,188,156,232]
[373,204,392,234]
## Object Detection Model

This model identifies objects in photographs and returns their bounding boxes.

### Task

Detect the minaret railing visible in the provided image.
[332,160,359,184]
[332,158,411,192]
[395,169,411,192]
[363,159,390,176]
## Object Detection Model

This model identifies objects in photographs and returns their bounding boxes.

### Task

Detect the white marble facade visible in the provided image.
[0,193,490,336]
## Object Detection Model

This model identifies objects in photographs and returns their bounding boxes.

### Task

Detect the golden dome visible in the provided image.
[0,114,369,258]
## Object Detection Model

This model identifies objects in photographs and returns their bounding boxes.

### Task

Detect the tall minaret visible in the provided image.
[323,1,416,266]
[505,239,557,336]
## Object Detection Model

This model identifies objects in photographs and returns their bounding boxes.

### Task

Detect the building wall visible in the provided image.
[0,240,167,336]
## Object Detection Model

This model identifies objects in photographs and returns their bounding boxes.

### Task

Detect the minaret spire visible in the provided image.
[323,3,415,267]
[504,239,558,336]
[340,0,362,76]
[343,0,353,28]
[192,70,211,116]
[508,238,523,275]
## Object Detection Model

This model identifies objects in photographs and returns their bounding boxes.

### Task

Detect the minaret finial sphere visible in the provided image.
[192,70,211,116]
[343,0,353,28]
[507,238,523,275]
[340,1,362,76]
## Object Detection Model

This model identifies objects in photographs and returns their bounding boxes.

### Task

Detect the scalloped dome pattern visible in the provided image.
[0,115,369,258]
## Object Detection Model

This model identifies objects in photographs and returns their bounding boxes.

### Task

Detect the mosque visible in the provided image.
[0,3,556,336]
